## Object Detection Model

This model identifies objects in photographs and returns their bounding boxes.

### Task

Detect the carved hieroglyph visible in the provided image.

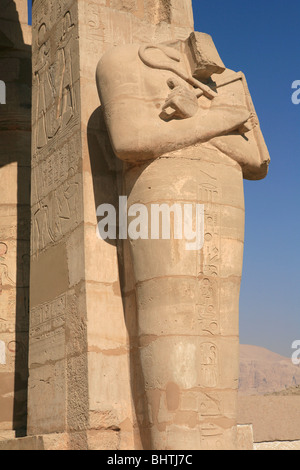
[97,32,270,450]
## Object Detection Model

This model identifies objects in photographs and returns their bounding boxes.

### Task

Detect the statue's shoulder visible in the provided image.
[97,44,140,76]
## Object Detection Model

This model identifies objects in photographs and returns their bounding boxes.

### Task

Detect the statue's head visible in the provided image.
[37,23,47,47]
[62,11,73,35]
[0,243,8,257]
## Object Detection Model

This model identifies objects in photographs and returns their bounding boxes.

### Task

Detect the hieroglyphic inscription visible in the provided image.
[199,392,222,417]
[0,322,14,334]
[200,423,224,450]
[199,183,221,279]
[30,295,66,364]
[0,242,15,323]
[85,1,105,53]
[30,294,66,341]
[195,166,230,449]
[0,242,15,291]
[196,168,221,342]
[196,166,221,397]
[199,342,218,388]
[0,340,5,365]
[31,177,81,255]
[197,278,219,335]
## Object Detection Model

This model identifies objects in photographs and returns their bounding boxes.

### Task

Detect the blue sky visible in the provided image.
[27,0,32,25]
[193,0,300,356]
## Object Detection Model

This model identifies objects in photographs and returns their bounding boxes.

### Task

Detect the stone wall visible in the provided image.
[238,395,300,444]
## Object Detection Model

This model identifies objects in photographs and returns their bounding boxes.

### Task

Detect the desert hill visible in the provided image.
[239,344,300,395]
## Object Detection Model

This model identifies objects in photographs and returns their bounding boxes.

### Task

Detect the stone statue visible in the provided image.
[96,32,270,450]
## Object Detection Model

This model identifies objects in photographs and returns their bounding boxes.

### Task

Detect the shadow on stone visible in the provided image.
[0,0,31,437]
[87,107,152,449]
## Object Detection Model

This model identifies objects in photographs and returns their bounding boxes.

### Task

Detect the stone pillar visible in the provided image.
[29,0,85,441]
[0,0,31,440]
[123,148,243,449]
[28,0,194,450]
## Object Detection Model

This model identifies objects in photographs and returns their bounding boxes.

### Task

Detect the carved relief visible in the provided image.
[0,247,15,329]
[199,342,219,388]
[31,168,81,255]
[200,204,221,278]
[22,254,30,314]
[0,322,14,334]
[0,340,5,365]
[57,11,76,128]
[200,423,224,450]
[29,295,66,370]
[0,243,15,292]
[199,183,220,204]
[197,278,219,336]
[0,242,15,323]
[30,294,66,341]
[86,2,105,41]
[7,340,27,367]
[195,175,221,337]
[199,392,221,417]
[35,23,56,148]
[32,200,53,254]
[34,10,77,153]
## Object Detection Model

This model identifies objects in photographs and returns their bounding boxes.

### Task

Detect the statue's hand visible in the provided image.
[207,91,251,135]
[238,113,258,134]
[160,78,199,121]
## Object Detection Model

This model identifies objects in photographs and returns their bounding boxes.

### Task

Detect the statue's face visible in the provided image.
[38,24,46,45]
